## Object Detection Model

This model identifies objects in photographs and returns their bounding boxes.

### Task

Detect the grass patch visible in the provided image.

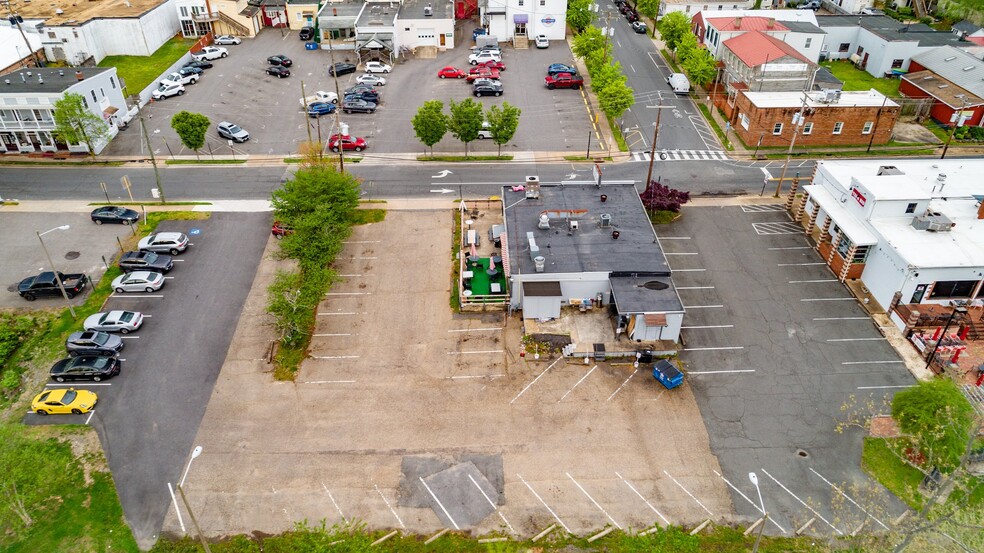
[350,209,386,225]
[450,211,462,312]
[862,437,925,510]
[820,60,901,97]
[417,155,513,162]
[0,160,125,167]
[164,159,247,165]
[608,116,629,152]
[648,209,681,225]
[697,104,735,151]
[99,34,197,95]
[661,49,682,73]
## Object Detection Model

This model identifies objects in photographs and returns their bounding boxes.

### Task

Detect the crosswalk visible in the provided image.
[631,150,730,162]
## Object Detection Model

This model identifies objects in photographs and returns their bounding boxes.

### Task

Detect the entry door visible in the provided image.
[861,52,869,69]
[515,23,526,36]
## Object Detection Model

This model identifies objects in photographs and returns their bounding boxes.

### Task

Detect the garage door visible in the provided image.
[523,296,561,319]
[417,28,437,46]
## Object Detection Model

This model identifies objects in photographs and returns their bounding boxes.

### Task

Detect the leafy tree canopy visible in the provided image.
[52,92,111,154]
[682,47,717,87]
[411,100,447,156]
[447,98,485,156]
[567,0,594,34]
[657,11,691,51]
[572,25,606,59]
[597,79,635,120]
[892,379,975,473]
[485,102,521,156]
[170,111,210,154]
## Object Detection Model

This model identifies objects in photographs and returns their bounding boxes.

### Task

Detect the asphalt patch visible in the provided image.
[398,453,504,527]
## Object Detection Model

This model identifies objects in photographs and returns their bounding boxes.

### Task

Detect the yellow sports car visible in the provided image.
[32,388,98,415]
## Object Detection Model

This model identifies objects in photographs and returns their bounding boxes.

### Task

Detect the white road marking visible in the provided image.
[510,358,561,404]
[789,279,838,283]
[311,355,360,359]
[419,476,459,530]
[168,482,186,532]
[814,317,870,321]
[682,346,744,351]
[779,263,826,266]
[808,468,890,531]
[664,252,699,255]
[682,305,724,309]
[682,325,734,329]
[857,385,913,390]
[713,470,787,533]
[374,484,405,529]
[663,470,713,516]
[110,294,165,298]
[607,368,639,401]
[769,246,811,250]
[317,312,365,316]
[566,472,621,529]
[559,365,598,401]
[85,411,95,425]
[842,360,904,365]
[46,382,112,387]
[449,374,504,379]
[303,380,357,384]
[801,298,855,302]
[447,327,502,332]
[616,472,670,525]
[468,473,515,534]
[313,333,353,337]
[688,369,755,374]
[659,236,691,239]
[120,336,140,339]
[517,473,570,533]
[826,338,885,342]
[447,350,504,355]
[761,469,842,535]
[321,482,347,523]
[672,268,706,272]
[325,292,371,296]
[676,286,716,290]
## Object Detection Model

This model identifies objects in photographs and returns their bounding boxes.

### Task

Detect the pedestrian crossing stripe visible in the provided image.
[631,150,730,162]
[752,222,804,235]
[741,204,787,213]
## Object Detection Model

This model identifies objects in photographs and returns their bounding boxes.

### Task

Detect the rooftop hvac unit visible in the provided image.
[911,211,955,232]
[527,232,539,259]
[525,175,540,199]
[817,88,841,103]
[600,213,612,228]
[569,220,579,232]
[537,213,550,229]
[534,256,546,272]
[424,4,433,15]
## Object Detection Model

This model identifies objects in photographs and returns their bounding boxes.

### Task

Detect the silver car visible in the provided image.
[138,232,189,255]
[217,121,250,143]
[83,310,145,334]
[111,271,165,293]
[65,330,124,357]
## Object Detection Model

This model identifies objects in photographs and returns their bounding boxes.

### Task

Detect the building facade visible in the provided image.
[660,0,756,19]
[899,46,984,128]
[694,10,824,62]
[481,0,567,43]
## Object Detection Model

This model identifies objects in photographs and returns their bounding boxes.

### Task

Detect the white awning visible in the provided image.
[802,184,878,246]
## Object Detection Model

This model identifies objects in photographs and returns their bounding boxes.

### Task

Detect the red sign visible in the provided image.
[852,187,866,207]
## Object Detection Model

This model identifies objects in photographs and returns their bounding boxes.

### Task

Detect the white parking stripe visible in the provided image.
[659,236,691,240]
[374,483,405,529]
[607,368,639,401]
[676,286,715,290]
[511,358,561,404]
[46,382,112,387]
[517,473,570,533]
[682,325,734,329]
[769,246,811,250]
[120,336,140,339]
[857,385,913,390]
[468,474,515,534]
[814,317,870,321]
[842,360,904,365]
[761,469,842,535]
[85,411,95,425]
[664,252,699,255]
[447,327,502,332]
[789,279,837,283]
[663,470,713,516]
[419,476,459,530]
[566,473,621,529]
[616,472,670,525]
[321,482,347,523]
[826,338,885,342]
[559,365,597,402]
[303,380,357,384]
[713,470,787,533]
[311,355,360,359]
[672,268,706,272]
[682,346,744,351]
[446,350,504,355]
[688,369,756,375]
[808,468,890,531]
[682,305,724,309]
[449,374,505,379]
[110,294,164,298]
[801,298,855,302]
[779,263,826,266]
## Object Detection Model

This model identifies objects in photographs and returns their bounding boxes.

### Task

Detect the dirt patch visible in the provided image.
[893,118,942,144]
[869,415,901,438]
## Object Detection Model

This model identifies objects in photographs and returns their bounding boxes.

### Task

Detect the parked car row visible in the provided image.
[266,54,292,78]
[616,0,640,22]
[153,45,229,100]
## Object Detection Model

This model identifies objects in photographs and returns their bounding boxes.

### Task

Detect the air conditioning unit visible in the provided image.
[817,88,841,103]
[911,211,955,232]
[849,53,861,66]
[424,4,433,15]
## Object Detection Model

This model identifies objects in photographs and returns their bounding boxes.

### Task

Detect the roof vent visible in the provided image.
[55,7,63,14]
[642,280,669,291]
[534,256,546,272]
[75,70,84,81]
[568,220,579,232]
[600,213,612,228]
[527,232,539,260]
[944,56,957,61]
[938,84,949,89]
[963,66,975,71]
[876,165,903,176]
[424,3,433,15]
[911,211,954,232]
[58,69,64,76]
[537,213,550,229]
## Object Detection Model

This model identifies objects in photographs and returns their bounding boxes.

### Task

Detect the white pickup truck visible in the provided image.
[299,90,338,107]
[161,71,199,86]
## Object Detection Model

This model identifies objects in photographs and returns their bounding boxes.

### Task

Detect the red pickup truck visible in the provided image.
[544,72,584,90]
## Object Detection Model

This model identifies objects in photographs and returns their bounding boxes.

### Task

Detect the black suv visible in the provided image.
[299,26,314,40]
[119,250,174,273]
[183,59,213,71]
[329,62,357,76]
[344,90,380,103]
[65,331,124,357]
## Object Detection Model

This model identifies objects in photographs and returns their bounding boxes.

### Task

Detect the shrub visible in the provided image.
[640,180,691,212]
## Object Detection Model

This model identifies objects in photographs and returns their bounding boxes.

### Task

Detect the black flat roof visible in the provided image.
[610,275,684,313]
[1,67,113,93]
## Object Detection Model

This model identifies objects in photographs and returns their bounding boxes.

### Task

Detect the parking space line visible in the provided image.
[682,346,744,351]
[313,333,354,337]
[713,470,787,533]
[419,476,459,530]
[842,360,904,365]
[801,298,855,302]
[110,294,165,298]
[814,317,870,321]
[616,472,670,525]
[46,382,112,387]
[321,482,348,523]
[659,236,691,239]
[317,312,366,316]
[517,473,570,533]
[559,365,598,402]
[374,483,406,529]
[447,327,502,333]
[677,286,715,290]
[164,276,175,279]
[857,385,913,390]
[808,468,890,531]
[761,469,842,535]
[769,246,811,250]
[468,473,515,534]
[607,368,639,401]
[826,338,885,342]
[688,369,755,375]
[85,411,95,425]
[511,358,561,404]
[566,472,621,529]
[325,292,371,296]
[303,380,357,384]
[682,304,724,309]
[672,268,706,272]
[312,355,360,359]
[662,470,714,516]
[779,263,826,266]
[664,252,698,255]
[120,336,140,339]
[449,374,505,380]
[446,350,504,355]
[789,279,838,283]
[682,325,734,329]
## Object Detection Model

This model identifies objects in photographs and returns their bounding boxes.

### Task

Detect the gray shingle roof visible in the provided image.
[911,45,984,98]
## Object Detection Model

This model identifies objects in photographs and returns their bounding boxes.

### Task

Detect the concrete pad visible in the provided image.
[422,461,497,528]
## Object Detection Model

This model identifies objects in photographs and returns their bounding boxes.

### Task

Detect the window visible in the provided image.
[833,122,843,134]
[805,38,812,48]
[802,122,813,135]
[839,42,850,52]
[862,121,873,134]
[929,280,978,299]
[540,0,545,5]
[47,31,56,39]
[891,58,904,69]
[772,122,783,134]
[856,46,864,56]
[518,0,523,5]
[180,6,188,16]
[110,77,116,89]
[91,90,97,103]
[905,203,917,214]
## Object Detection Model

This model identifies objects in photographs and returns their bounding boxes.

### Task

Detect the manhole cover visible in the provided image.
[64,251,81,260]
[642,280,669,290]
[796,449,810,458]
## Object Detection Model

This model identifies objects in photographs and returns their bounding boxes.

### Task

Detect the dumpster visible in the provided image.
[652,359,683,389]
[305,42,319,51]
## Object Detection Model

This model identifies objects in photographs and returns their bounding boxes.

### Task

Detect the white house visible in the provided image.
[0,67,127,154]
[660,0,757,19]
[791,159,984,330]
[398,0,456,51]
[693,9,825,62]
[481,0,567,44]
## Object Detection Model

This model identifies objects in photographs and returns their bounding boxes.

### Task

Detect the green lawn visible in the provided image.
[862,437,925,510]
[99,35,197,96]
[820,61,901,97]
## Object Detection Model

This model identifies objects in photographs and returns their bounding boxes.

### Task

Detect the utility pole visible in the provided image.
[602,11,614,60]
[139,113,167,204]
[326,31,344,172]
[300,80,313,146]
[941,97,969,160]
[3,1,44,68]
[775,91,809,197]
[645,100,665,188]
[866,92,889,153]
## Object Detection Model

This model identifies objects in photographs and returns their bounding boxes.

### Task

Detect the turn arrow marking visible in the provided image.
[432,170,453,178]
[430,188,454,194]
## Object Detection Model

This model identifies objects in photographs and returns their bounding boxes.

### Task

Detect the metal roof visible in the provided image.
[910,46,984,99]
[817,15,969,48]
[723,30,812,67]
[0,67,114,94]
[952,20,982,35]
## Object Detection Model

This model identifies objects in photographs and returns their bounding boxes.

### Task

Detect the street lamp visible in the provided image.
[749,472,768,553]
[924,306,967,371]
[176,446,211,553]
[37,225,76,319]
[180,445,203,488]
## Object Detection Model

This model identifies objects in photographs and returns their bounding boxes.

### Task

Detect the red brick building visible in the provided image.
[899,46,984,128]
[731,89,899,147]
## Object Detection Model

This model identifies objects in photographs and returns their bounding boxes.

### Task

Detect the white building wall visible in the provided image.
[399,18,455,50]
[509,271,611,309]
[631,312,683,342]
[661,1,755,18]
[820,25,860,60]
[42,2,179,64]
[868,198,927,219]
[780,30,824,63]
[484,0,567,40]
[860,243,908,309]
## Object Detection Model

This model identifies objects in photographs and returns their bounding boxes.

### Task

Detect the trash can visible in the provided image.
[636,350,653,364]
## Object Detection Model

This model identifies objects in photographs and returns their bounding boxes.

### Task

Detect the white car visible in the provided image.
[214,35,241,45]
[468,51,502,65]
[477,121,493,139]
[84,310,145,334]
[534,34,549,49]
[356,74,387,86]
[112,271,165,293]
[364,61,392,74]
[138,232,189,255]
[152,82,185,100]
[192,46,228,61]
[160,71,199,86]
[299,90,338,107]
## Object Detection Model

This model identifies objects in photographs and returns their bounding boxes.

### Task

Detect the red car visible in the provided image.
[466,68,500,82]
[476,60,506,71]
[437,66,467,79]
[271,221,293,239]
[328,134,367,152]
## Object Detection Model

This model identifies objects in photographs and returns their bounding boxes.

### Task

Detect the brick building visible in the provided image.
[899,46,984,128]
[731,88,898,147]
[716,30,818,117]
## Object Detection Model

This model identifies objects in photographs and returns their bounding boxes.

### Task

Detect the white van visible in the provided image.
[667,73,691,94]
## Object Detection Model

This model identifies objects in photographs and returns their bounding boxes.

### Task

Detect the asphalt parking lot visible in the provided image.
[662,202,914,536]
[23,212,272,544]
[102,28,596,158]
[1,211,135,309]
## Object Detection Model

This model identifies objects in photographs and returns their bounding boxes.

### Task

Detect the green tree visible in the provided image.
[681,47,717,87]
[572,25,605,59]
[52,92,111,154]
[676,32,699,64]
[583,48,611,75]
[567,0,594,34]
[597,79,635,120]
[170,111,210,159]
[657,11,690,52]
[636,0,660,37]
[447,98,484,157]
[411,100,448,157]
[892,379,975,474]
[590,60,624,94]
[485,102,521,157]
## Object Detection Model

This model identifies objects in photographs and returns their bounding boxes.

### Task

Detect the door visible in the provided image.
[861,52,869,69]
[522,296,561,319]
[417,28,436,46]
[439,33,446,47]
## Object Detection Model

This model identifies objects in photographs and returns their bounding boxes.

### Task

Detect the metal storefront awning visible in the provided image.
[523,281,562,297]
[513,14,528,24]
[802,184,878,246]
[358,34,393,50]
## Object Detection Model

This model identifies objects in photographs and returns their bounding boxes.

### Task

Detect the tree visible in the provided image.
[657,11,690,52]
[485,102,521,157]
[411,100,447,157]
[892,380,975,474]
[675,32,699,64]
[447,98,484,157]
[567,0,594,34]
[597,79,635,120]
[640,179,690,212]
[682,47,718,87]
[170,111,210,159]
[572,25,605,59]
[583,48,611,75]
[636,0,660,37]
[52,92,111,154]
[590,60,624,94]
